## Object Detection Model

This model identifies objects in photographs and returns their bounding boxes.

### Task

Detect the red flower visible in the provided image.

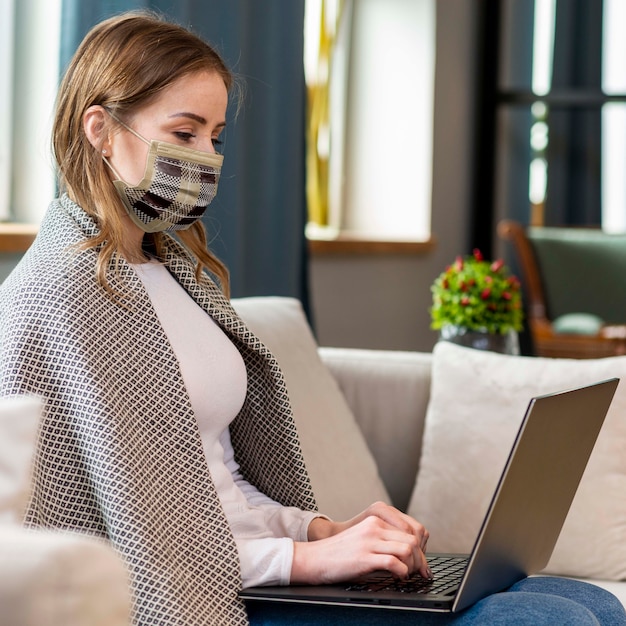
[431,250,523,334]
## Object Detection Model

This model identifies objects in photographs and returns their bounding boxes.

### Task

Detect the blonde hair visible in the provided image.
[53,11,235,296]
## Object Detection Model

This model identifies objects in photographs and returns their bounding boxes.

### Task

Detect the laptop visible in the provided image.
[240,378,619,613]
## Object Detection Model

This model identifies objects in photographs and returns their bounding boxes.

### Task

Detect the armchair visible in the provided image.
[497,219,626,358]
[0,396,131,626]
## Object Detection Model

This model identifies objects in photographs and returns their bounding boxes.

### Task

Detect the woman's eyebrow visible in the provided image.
[168,112,226,130]
[168,112,207,124]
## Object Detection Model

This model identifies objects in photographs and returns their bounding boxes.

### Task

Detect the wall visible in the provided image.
[309,1,479,353]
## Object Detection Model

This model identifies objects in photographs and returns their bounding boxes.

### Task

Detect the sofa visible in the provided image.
[1,296,625,624]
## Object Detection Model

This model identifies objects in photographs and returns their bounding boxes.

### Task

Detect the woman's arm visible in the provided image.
[221,430,430,586]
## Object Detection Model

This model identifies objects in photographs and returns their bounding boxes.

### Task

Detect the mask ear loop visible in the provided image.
[102,153,125,181]
[100,107,150,180]
[108,114,150,146]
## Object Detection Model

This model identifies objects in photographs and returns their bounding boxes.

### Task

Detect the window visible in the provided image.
[0,1,15,220]
[480,0,626,258]
[304,0,436,246]
[1,0,62,224]
[601,0,626,233]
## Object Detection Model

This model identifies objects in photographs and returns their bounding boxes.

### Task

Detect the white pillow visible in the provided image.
[0,395,42,524]
[231,297,391,520]
[407,341,626,581]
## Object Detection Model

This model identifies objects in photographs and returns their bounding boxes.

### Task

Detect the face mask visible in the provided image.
[104,115,223,233]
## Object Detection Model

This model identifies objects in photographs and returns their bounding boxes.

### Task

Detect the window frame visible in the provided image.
[1,0,62,228]
[305,0,437,256]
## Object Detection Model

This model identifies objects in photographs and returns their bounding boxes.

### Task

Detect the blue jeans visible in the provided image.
[246,577,626,625]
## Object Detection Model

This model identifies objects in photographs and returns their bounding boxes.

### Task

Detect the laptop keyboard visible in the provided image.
[344,555,468,596]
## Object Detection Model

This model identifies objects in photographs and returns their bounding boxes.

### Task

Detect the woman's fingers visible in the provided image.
[367,501,429,541]
[294,505,433,585]
[356,516,432,579]
[353,503,431,577]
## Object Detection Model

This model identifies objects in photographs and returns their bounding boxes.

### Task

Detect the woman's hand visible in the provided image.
[291,502,431,585]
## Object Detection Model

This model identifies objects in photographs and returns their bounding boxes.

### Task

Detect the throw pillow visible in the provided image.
[0,395,42,524]
[232,297,391,520]
[407,341,626,581]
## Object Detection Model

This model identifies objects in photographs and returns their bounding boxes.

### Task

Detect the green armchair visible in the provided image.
[498,220,626,358]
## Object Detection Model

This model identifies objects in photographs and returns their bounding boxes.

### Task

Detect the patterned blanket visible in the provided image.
[0,194,316,625]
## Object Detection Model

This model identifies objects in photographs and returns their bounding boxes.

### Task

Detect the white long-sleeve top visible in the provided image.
[132,260,320,587]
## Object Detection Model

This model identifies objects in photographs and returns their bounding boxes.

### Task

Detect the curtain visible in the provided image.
[545,0,603,226]
[60,0,309,304]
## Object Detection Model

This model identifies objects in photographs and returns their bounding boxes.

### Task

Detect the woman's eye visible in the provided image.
[174,131,195,142]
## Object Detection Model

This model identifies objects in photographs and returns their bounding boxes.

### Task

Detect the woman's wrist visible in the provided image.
[307,516,337,541]
[291,540,316,583]
[291,537,334,584]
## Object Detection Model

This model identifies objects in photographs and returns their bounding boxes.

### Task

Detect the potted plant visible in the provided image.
[430,249,523,354]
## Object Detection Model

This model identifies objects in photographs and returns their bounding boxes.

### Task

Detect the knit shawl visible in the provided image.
[0,195,317,625]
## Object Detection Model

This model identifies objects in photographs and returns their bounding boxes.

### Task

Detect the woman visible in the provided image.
[0,11,623,626]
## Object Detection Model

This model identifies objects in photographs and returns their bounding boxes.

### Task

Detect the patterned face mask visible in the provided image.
[104,115,223,233]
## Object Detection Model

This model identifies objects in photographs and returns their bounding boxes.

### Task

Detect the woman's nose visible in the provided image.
[198,136,218,154]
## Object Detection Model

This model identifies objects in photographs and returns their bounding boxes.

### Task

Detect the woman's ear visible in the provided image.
[83,105,110,154]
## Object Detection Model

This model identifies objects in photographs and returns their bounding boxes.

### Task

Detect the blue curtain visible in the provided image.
[545,0,603,226]
[60,0,309,303]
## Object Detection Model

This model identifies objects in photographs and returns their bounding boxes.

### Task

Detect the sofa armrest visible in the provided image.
[0,527,131,626]
[318,347,432,511]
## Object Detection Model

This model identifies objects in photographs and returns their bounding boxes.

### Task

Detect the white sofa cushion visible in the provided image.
[232,297,390,520]
[319,347,432,511]
[0,396,42,524]
[408,341,626,581]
